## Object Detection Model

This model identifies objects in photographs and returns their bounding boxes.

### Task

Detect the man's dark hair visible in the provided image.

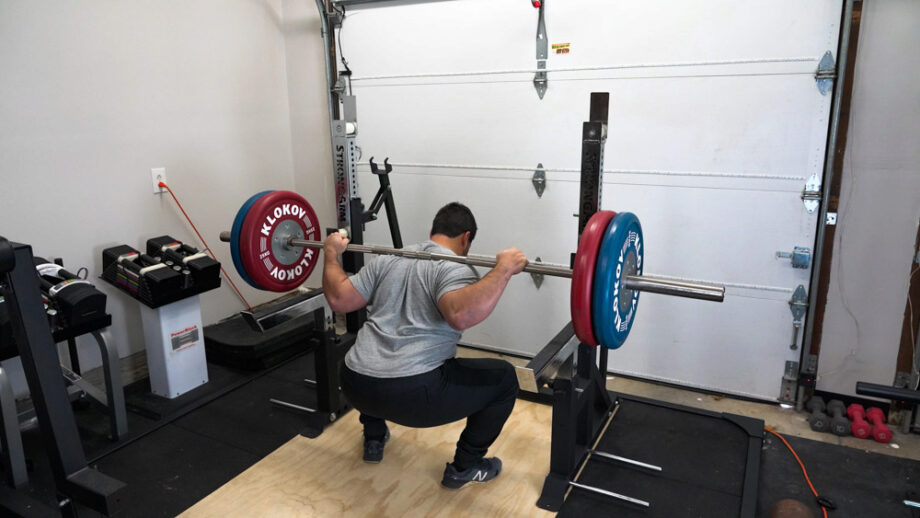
[431,202,477,241]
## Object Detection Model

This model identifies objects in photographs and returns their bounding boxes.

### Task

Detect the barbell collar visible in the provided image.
[220,231,724,302]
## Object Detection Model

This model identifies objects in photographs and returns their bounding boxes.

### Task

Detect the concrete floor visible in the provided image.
[456,346,920,463]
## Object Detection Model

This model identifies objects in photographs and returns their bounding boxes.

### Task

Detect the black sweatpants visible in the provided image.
[341,357,519,470]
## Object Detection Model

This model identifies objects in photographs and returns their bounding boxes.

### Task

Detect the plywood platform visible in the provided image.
[181,399,556,517]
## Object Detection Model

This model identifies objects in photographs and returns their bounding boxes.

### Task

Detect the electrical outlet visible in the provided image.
[151,167,167,194]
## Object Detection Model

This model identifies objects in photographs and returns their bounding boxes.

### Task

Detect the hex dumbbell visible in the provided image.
[865,407,892,443]
[806,397,829,433]
[846,404,871,439]
[826,400,851,436]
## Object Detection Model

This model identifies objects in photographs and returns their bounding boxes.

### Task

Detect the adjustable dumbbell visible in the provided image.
[826,400,850,436]
[806,397,829,433]
[865,407,892,443]
[846,404,871,439]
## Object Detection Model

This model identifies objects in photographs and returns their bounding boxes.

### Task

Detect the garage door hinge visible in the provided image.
[789,285,808,323]
[532,163,546,198]
[801,174,822,213]
[787,285,808,351]
[533,1,548,99]
[815,51,836,95]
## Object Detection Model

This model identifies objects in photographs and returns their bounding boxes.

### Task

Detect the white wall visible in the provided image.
[816,0,920,395]
[0,0,310,382]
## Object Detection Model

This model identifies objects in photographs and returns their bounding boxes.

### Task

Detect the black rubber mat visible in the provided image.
[758,433,920,518]
[173,374,320,457]
[556,394,920,518]
[263,348,319,386]
[558,395,761,517]
[92,423,260,518]
[123,361,256,421]
[8,409,157,514]
[6,350,322,517]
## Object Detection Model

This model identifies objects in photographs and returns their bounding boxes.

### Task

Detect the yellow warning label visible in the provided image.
[552,43,571,54]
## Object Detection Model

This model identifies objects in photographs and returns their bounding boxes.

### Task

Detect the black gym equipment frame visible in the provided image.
[318,0,406,336]
[0,237,125,517]
[342,160,403,333]
[530,94,762,515]
[264,288,355,437]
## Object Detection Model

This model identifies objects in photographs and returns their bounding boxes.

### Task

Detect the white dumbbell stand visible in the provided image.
[139,295,208,398]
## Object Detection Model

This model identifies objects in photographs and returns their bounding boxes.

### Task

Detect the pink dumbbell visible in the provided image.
[865,407,892,443]
[846,404,871,439]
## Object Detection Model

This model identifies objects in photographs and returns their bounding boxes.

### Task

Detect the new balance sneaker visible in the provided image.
[441,457,503,490]
[363,429,390,463]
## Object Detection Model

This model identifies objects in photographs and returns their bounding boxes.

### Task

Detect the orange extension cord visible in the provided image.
[158,182,252,311]
[764,426,829,518]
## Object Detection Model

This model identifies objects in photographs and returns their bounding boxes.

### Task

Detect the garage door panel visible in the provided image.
[611,295,796,401]
[342,0,533,77]
[357,172,580,267]
[354,75,829,178]
[601,183,814,290]
[344,0,842,78]
[544,1,841,68]
[359,170,813,289]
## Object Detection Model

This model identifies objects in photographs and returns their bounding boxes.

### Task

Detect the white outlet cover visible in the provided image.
[151,167,167,193]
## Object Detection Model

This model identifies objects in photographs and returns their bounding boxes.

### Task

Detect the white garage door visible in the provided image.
[337,0,843,400]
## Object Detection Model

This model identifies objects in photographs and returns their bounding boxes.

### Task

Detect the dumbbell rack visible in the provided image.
[1,312,128,491]
[522,94,763,515]
[0,237,125,517]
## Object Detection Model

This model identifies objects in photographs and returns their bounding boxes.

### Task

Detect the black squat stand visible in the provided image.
[517,94,762,516]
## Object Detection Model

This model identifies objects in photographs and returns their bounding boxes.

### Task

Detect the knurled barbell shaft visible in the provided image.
[219,231,724,302]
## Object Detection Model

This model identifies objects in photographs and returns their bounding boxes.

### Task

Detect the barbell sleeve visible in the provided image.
[623,276,724,302]
[218,231,724,302]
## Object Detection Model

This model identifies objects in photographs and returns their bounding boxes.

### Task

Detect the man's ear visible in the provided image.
[462,231,472,250]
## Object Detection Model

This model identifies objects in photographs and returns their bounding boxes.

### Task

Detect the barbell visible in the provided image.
[221,190,724,349]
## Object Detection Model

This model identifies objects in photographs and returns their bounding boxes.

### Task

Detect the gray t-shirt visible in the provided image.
[343,241,480,378]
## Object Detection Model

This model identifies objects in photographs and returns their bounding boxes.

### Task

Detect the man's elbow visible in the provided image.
[443,309,476,331]
[326,294,347,314]
[322,284,350,313]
